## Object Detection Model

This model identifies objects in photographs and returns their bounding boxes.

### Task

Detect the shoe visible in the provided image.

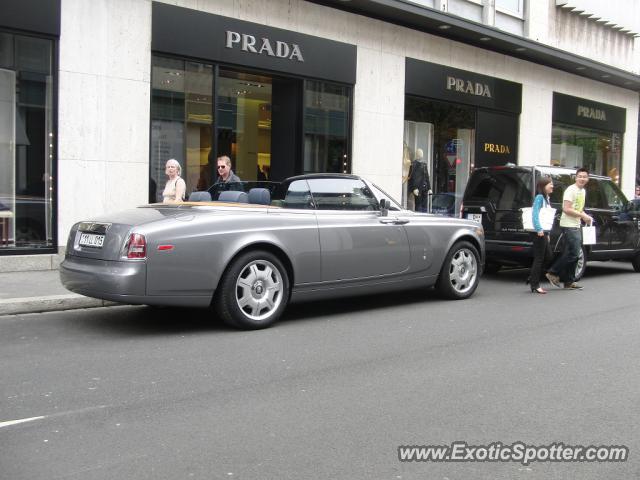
[545,272,561,287]
[531,287,547,294]
[564,282,583,290]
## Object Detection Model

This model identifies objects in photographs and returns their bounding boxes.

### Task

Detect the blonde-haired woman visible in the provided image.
[162,159,186,203]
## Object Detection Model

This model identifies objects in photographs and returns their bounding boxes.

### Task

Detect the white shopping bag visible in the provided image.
[582,224,596,245]
[521,206,556,231]
[521,207,533,230]
[539,207,556,231]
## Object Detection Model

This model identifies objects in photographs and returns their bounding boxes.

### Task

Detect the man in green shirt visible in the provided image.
[546,167,593,290]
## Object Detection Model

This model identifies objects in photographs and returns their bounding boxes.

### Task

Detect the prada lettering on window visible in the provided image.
[484,143,511,154]
[225,31,304,62]
[446,76,492,98]
[577,105,606,121]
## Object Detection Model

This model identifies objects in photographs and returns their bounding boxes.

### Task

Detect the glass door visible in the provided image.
[403,120,433,211]
[217,70,273,182]
[0,68,16,246]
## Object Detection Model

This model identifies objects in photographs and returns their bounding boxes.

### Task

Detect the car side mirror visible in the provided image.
[379,198,389,217]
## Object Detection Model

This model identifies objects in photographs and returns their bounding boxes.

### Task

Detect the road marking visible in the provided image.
[0,405,110,429]
[0,416,45,428]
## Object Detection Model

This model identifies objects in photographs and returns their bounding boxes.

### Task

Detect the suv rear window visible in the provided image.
[464,169,532,210]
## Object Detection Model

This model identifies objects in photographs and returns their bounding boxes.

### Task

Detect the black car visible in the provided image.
[462,165,640,278]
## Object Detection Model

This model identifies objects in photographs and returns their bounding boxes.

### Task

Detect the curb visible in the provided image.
[0,294,119,316]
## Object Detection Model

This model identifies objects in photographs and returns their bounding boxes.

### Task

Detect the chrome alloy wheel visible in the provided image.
[235,259,284,321]
[447,247,478,294]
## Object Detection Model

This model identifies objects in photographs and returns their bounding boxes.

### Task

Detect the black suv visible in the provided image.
[462,165,640,278]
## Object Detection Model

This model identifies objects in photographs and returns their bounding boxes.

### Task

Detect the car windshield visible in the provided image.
[369,183,403,211]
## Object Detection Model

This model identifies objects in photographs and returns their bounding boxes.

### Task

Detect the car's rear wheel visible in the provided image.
[574,246,587,280]
[631,252,640,272]
[215,250,290,329]
[436,241,480,299]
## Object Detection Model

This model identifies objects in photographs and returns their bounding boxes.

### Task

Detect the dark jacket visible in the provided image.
[409,160,431,193]
[214,170,241,185]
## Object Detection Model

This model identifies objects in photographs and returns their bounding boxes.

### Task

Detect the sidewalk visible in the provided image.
[0,269,113,316]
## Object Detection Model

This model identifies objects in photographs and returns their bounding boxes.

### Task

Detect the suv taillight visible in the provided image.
[126,233,146,259]
[459,201,464,218]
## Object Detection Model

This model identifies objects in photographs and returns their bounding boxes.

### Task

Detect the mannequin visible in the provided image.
[408,148,432,212]
[402,143,414,210]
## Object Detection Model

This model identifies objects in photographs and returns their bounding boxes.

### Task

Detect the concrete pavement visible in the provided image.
[0,269,114,316]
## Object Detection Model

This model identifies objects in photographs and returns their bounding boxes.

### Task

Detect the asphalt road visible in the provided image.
[1,262,639,480]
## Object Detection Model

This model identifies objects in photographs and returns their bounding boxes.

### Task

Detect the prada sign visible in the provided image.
[152,3,356,84]
[577,105,606,121]
[405,58,521,114]
[553,93,625,132]
[483,143,511,154]
[225,31,304,62]
[446,76,492,98]
[475,110,519,167]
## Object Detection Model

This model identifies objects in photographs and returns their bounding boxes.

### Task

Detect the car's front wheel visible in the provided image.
[631,252,640,272]
[436,241,480,299]
[215,250,290,329]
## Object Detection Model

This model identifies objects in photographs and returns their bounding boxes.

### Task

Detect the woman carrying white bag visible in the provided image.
[526,177,556,294]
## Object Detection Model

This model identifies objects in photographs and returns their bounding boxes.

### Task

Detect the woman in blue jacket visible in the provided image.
[528,177,554,294]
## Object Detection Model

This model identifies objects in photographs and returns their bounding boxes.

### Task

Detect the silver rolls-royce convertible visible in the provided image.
[61,174,484,329]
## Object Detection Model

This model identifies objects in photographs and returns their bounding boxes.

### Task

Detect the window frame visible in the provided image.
[0,30,57,256]
[495,0,524,19]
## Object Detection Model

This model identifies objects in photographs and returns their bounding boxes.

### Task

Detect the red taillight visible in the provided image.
[126,233,146,259]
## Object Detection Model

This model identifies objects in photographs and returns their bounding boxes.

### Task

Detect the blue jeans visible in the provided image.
[548,227,582,284]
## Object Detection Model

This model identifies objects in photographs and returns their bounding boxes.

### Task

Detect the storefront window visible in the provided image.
[551,124,622,184]
[303,80,350,174]
[0,32,54,252]
[151,56,353,195]
[150,56,213,201]
[404,97,475,213]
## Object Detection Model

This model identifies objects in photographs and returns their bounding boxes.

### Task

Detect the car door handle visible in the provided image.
[379,218,409,225]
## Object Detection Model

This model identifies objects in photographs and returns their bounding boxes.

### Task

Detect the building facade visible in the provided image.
[0,0,638,269]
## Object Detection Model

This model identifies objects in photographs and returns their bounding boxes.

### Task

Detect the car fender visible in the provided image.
[447,226,485,263]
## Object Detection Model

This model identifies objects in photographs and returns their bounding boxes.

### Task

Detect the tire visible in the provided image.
[436,241,480,300]
[632,252,640,272]
[574,246,587,280]
[215,250,290,329]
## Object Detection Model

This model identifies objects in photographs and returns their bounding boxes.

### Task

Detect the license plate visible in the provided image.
[467,213,482,223]
[79,233,105,248]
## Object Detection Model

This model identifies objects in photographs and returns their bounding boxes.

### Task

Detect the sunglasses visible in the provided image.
[217,165,227,170]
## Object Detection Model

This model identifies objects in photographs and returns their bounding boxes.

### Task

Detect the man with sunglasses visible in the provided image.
[214,155,241,185]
